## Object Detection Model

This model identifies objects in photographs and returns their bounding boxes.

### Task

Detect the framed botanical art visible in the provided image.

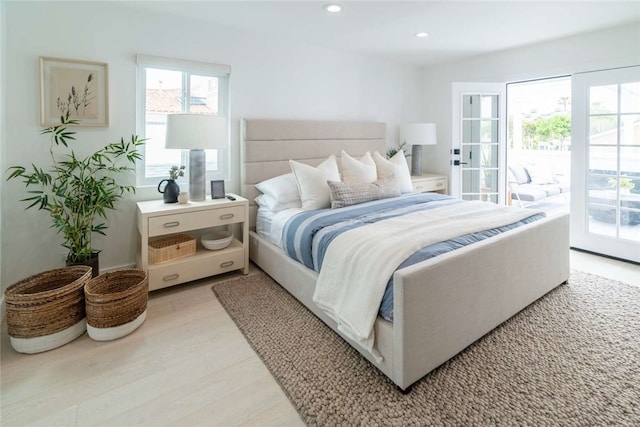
[40,57,109,127]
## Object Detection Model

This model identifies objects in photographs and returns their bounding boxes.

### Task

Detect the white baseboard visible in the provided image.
[101,263,137,274]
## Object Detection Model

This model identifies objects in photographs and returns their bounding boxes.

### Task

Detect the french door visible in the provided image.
[571,66,640,263]
[451,83,506,204]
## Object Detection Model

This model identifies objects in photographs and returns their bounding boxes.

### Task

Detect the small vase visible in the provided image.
[178,192,189,204]
[158,179,180,203]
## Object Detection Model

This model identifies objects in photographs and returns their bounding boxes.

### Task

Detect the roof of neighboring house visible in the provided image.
[591,121,640,145]
[146,88,213,114]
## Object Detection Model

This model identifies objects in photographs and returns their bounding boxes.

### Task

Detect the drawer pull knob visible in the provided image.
[220,213,234,220]
[163,221,180,228]
[163,274,179,281]
[220,261,234,268]
[437,183,443,187]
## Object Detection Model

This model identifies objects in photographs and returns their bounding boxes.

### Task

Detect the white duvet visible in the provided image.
[312,200,542,361]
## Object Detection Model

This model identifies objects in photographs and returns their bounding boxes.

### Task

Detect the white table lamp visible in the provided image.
[399,123,437,176]
[165,114,227,201]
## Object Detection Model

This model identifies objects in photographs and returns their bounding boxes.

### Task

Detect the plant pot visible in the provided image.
[66,253,99,278]
[158,179,180,203]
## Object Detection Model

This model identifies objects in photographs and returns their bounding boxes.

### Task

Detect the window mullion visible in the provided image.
[180,72,190,167]
[182,72,189,112]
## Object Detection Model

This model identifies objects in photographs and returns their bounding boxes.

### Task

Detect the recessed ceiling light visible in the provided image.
[415,32,430,38]
[324,4,342,13]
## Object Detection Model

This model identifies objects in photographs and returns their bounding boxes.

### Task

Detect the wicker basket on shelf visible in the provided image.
[148,233,196,264]
[5,266,92,354]
[84,269,149,341]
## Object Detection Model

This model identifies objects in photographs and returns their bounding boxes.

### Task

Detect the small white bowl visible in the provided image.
[201,231,233,250]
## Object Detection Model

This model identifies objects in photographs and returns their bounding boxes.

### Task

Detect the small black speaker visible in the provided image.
[210,180,225,199]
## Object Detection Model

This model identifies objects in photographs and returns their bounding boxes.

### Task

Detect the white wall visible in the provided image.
[0,1,6,319]
[420,22,640,178]
[1,1,423,290]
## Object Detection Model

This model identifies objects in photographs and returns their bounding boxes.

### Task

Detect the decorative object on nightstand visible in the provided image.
[210,179,225,199]
[165,114,228,201]
[201,230,233,250]
[148,234,197,264]
[386,141,410,159]
[178,191,189,204]
[157,165,185,203]
[399,123,437,176]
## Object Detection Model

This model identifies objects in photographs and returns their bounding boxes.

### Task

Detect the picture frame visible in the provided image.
[211,180,226,199]
[40,57,109,127]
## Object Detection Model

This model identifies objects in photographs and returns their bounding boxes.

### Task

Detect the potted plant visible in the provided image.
[6,114,145,276]
[158,165,184,203]
[386,141,411,159]
[608,177,636,195]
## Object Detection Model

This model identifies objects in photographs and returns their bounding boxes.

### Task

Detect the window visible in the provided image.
[136,55,230,186]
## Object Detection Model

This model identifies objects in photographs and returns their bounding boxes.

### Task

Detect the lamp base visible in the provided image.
[189,149,206,201]
[411,145,423,176]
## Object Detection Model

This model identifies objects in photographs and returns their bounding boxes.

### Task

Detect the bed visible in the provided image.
[240,118,570,391]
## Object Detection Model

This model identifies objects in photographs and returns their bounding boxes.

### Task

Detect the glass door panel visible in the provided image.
[452,83,506,202]
[571,66,640,263]
[461,94,500,202]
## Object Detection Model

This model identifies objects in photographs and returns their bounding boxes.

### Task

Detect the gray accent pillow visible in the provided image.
[327,180,401,209]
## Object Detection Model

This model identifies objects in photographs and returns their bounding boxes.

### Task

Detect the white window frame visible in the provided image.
[136,54,231,187]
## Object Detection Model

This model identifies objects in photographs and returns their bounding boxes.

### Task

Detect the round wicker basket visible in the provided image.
[84,269,149,341]
[5,266,92,354]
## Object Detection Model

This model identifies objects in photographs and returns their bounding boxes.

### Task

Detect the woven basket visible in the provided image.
[148,233,196,264]
[85,269,149,341]
[5,266,92,354]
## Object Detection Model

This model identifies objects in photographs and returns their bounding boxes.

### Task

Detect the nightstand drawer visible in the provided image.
[413,178,447,192]
[148,205,245,237]
[148,242,245,291]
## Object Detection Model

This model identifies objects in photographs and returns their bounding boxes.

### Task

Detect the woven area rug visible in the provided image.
[212,270,640,426]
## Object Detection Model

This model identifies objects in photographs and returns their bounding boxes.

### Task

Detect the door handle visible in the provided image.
[452,160,468,166]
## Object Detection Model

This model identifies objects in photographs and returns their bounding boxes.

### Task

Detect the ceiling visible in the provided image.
[131,1,640,67]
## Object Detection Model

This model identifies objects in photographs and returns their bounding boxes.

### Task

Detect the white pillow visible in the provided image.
[255,173,301,212]
[340,151,377,184]
[373,151,413,193]
[526,165,557,185]
[290,155,341,210]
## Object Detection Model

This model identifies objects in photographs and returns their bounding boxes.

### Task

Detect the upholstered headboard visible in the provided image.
[241,119,387,227]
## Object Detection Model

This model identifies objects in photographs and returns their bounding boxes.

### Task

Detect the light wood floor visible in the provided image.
[1,251,638,426]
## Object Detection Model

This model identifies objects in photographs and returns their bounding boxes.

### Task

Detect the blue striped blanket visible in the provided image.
[282,193,545,321]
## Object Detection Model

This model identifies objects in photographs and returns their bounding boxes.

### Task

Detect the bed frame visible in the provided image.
[240,118,570,391]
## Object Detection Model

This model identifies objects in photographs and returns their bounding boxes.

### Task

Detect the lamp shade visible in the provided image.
[399,123,437,146]
[165,114,227,150]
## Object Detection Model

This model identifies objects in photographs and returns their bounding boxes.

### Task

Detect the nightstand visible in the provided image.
[136,195,249,291]
[411,173,448,194]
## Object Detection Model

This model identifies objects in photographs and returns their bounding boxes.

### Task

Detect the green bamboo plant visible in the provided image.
[7,114,145,264]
